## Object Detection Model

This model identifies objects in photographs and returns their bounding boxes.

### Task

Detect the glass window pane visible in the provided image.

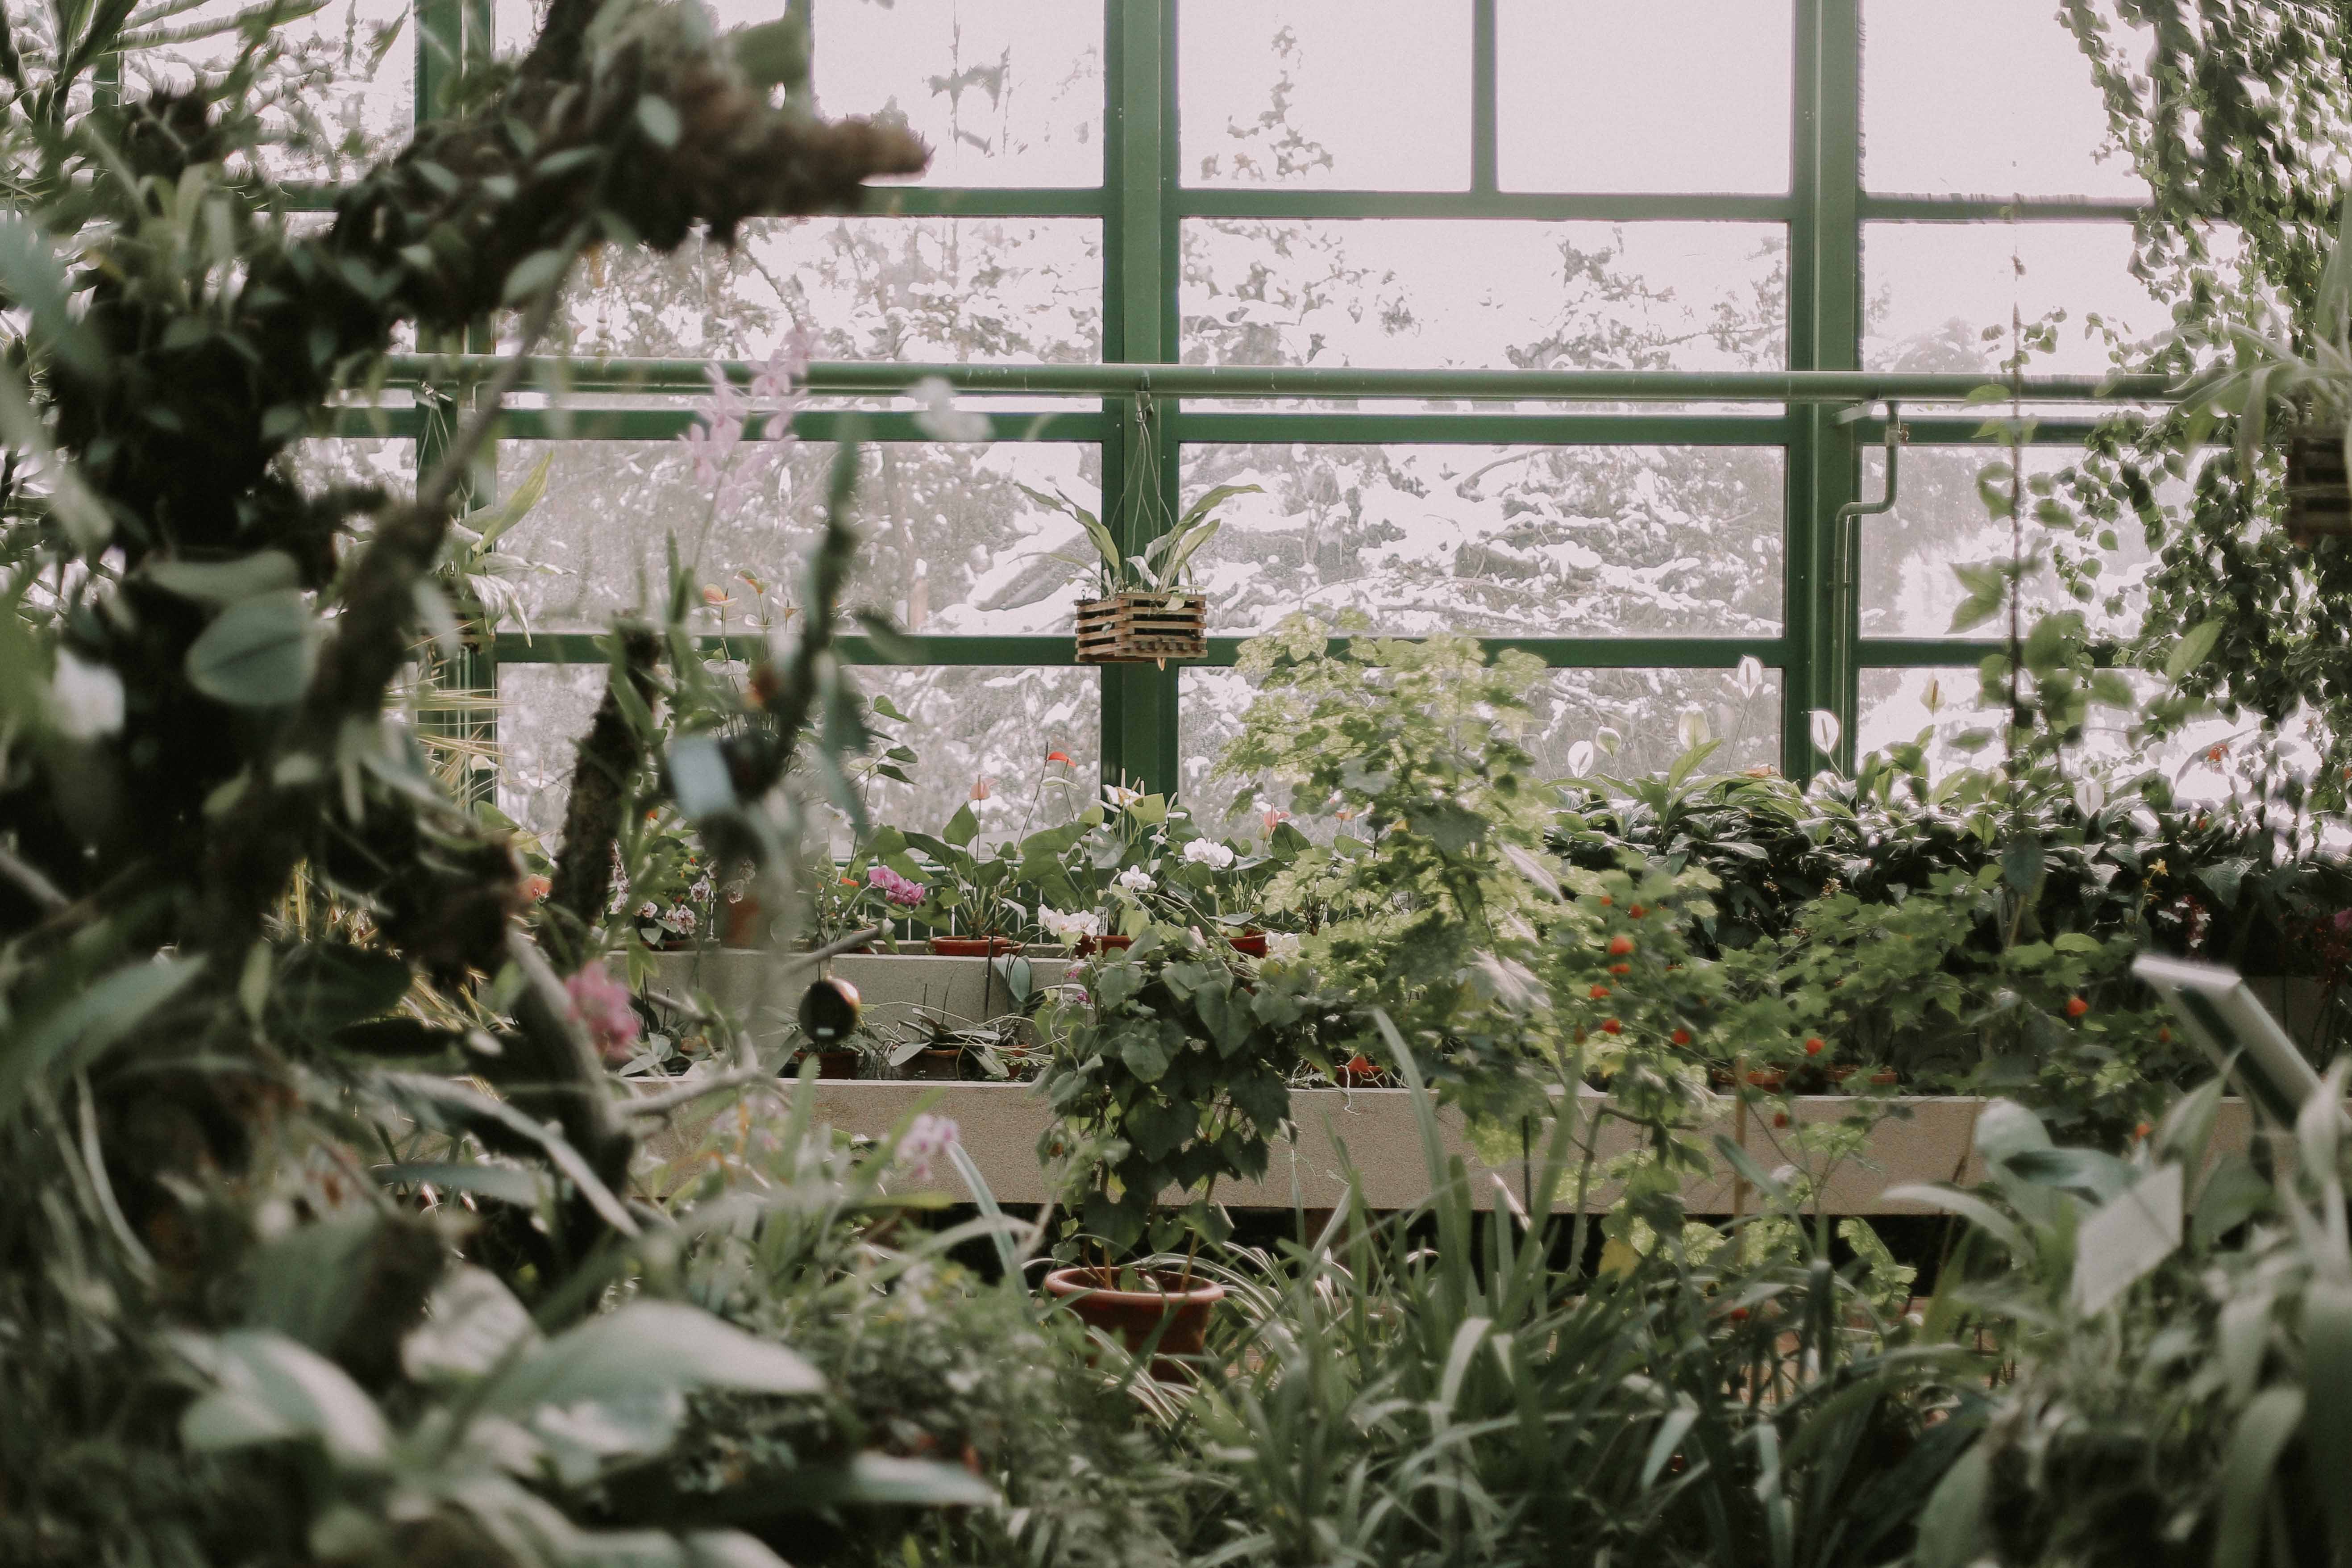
[555,217,1101,362]
[1184,220,1784,369]
[855,666,1100,836]
[1863,0,2145,198]
[497,662,607,848]
[1497,0,1791,194]
[1177,443,1783,636]
[1859,445,2160,642]
[287,437,411,497]
[807,1,1103,187]
[1862,222,2170,375]
[129,0,413,180]
[1181,663,1783,823]
[1180,0,1471,190]
[497,438,1099,636]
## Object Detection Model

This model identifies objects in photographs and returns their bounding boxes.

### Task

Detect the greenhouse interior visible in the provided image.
[15,0,2352,1562]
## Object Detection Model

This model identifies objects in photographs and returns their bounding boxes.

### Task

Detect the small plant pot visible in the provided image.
[1074,591,1208,666]
[1226,932,1269,957]
[2287,430,2352,541]
[928,935,1021,957]
[1336,1055,1388,1088]
[1042,1266,1224,1376]
[812,1050,862,1080]
[1075,933,1135,957]
[1744,1069,1787,1091]
[1869,1068,1900,1087]
[901,1047,963,1081]
[720,894,767,949]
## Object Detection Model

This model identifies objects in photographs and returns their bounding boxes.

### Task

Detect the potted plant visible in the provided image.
[1035,925,1338,1369]
[1021,478,1259,665]
[613,812,715,951]
[872,806,1031,955]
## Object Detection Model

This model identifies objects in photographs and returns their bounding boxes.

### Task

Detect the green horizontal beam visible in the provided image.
[324,405,428,438]
[1858,637,2125,667]
[1170,412,1792,446]
[1858,194,2146,222]
[488,408,1106,442]
[1855,416,2142,445]
[387,356,2181,405]
[1180,189,1791,222]
[493,631,1786,670]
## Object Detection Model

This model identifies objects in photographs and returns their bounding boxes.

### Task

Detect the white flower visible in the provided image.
[909,376,991,443]
[1103,784,1143,811]
[636,900,660,919]
[1115,866,1153,893]
[50,651,123,740]
[1567,740,1596,776]
[1809,709,1842,755]
[2074,778,2107,817]
[1734,654,1766,701]
[1595,727,1622,756]
[1264,932,1303,961]
[897,1113,960,1182]
[1676,708,1711,749]
[1922,676,1944,714]
[660,907,697,934]
[1038,906,1101,942]
[1182,838,1236,870]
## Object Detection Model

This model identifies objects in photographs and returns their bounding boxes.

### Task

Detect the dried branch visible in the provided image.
[547,627,662,948]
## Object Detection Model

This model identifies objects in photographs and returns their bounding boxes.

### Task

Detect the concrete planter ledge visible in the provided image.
[648,1079,2272,1216]
[651,948,1073,1044]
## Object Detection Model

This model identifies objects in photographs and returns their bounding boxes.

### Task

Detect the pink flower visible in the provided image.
[1262,809,1288,835]
[970,776,995,801]
[866,865,927,908]
[523,875,552,902]
[897,1114,960,1182]
[565,962,641,1065]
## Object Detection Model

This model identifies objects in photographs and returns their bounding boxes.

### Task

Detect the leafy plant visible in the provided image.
[1019,479,1261,599]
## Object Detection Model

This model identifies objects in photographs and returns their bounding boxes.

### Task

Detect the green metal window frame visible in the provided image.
[363,0,2162,798]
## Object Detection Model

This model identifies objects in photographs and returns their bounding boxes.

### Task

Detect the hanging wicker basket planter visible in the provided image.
[2286,430,2352,541]
[1074,590,1208,666]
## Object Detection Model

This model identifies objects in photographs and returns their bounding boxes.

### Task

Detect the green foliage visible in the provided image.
[1038,925,1340,1256]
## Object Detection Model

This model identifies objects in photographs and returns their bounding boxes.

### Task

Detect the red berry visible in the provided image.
[1773,1112,1790,1128]
[1608,935,1635,957]
[2157,1025,2172,1044]
[1610,962,1631,975]
[2133,1121,2153,1141]
[1629,905,1647,919]
[1803,1036,1824,1056]
[1671,1028,1692,1046]
[1590,984,1611,999]
[1597,895,1612,906]
[1728,1306,1749,1322]
[1601,1018,1622,1035]
[2065,996,2089,1019]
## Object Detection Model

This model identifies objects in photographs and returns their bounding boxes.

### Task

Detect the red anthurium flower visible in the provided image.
[1608,935,1635,957]
[1589,984,1611,1000]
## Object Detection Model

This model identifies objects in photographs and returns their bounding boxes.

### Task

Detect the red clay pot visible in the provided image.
[1075,933,1135,956]
[928,935,1021,957]
[901,1047,962,1081]
[1870,1068,1900,1087]
[1043,1267,1224,1373]
[814,1050,861,1080]
[1226,932,1269,957]
[721,894,766,948]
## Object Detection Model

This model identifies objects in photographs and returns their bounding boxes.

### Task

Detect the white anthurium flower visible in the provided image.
[1734,654,1766,701]
[1596,727,1622,756]
[908,376,990,442]
[1676,708,1711,750]
[1182,838,1236,870]
[1809,708,1841,755]
[1922,676,1943,714]
[50,650,124,740]
[1104,784,1143,811]
[2074,778,2107,817]
[1567,740,1596,776]
[1115,866,1153,893]
[1264,932,1303,961]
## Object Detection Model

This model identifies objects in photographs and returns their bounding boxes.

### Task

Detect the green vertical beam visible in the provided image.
[1099,0,1181,794]
[1782,0,1863,777]
[1471,0,1497,193]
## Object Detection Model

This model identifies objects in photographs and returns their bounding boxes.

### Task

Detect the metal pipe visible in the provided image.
[382,354,2181,405]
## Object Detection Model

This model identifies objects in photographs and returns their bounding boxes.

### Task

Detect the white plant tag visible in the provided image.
[2072,1161,2184,1315]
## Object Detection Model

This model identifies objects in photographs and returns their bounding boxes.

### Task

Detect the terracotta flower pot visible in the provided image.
[814,1050,861,1080]
[1042,1266,1224,1374]
[1075,933,1135,956]
[1745,1069,1787,1091]
[1870,1068,1900,1087]
[901,1047,962,1081]
[928,935,1021,957]
[720,894,767,949]
[1226,931,1269,957]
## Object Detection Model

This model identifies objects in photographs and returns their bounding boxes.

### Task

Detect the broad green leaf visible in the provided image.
[2212,1388,2305,1568]
[941,802,980,848]
[729,16,810,89]
[2165,620,2223,682]
[186,590,316,706]
[635,95,682,146]
[0,955,206,1118]
[481,1302,821,1418]
[145,551,300,604]
[500,248,571,304]
[403,1266,540,1384]
[178,1329,392,1470]
[1912,1443,1990,1568]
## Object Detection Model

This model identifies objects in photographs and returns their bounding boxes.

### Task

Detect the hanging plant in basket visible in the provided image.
[1020,472,1259,667]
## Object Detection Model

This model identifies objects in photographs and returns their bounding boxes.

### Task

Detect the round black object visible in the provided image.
[797,976,861,1042]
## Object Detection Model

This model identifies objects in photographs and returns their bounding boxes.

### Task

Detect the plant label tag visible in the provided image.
[2072,1160,2183,1315]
